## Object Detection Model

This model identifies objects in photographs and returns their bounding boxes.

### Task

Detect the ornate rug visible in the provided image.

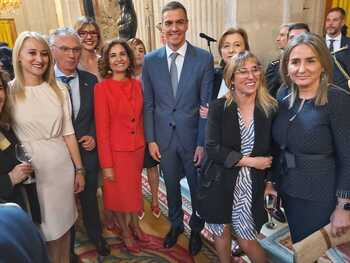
[73,174,217,262]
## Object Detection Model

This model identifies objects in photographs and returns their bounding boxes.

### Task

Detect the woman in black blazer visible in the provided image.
[0,71,40,223]
[266,33,350,243]
[198,51,277,263]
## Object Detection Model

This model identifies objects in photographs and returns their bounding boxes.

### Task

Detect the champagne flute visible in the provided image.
[15,143,35,184]
[264,194,277,229]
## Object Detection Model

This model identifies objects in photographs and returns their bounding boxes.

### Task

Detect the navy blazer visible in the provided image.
[332,35,350,90]
[198,98,272,229]
[272,86,350,201]
[57,69,99,173]
[143,42,214,151]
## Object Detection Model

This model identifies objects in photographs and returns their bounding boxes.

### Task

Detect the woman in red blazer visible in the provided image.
[95,39,149,253]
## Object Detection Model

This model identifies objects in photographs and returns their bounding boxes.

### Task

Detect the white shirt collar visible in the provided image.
[165,41,188,58]
[326,33,342,42]
[54,64,77,79]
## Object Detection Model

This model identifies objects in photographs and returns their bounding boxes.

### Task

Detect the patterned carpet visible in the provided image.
[73,177,217,263]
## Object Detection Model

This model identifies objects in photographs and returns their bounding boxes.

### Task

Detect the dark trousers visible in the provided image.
[281,192,336,243]
[71,168,102,251]
[160,133,204,233]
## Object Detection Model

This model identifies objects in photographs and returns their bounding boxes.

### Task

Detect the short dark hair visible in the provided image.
[327,7,346,19]
[99,39,135,79]
[127,37,146,53]
[287,23,310,39]
[0,70,11,127]
[161,1,187,18]
[288,23,310,34]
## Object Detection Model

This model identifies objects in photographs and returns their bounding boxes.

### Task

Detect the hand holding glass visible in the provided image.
[15,144,35,184]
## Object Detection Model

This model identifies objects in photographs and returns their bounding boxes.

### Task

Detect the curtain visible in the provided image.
[0,20,15,48]
[332,0,350,36]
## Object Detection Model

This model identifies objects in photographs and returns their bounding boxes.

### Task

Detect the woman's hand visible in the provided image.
[9,163,32,185]
[238,156,272,170]
[330,205,350,237]
[199,105,209,119]
[103,168,115,181]
[250,156,273,170]
[74,173,85,194]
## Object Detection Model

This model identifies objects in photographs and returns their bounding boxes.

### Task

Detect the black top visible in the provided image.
[211,67,224,101]
[0,127,41,223]
[265,59,281,98]
[271,86,350,201]
[198,98,273,230]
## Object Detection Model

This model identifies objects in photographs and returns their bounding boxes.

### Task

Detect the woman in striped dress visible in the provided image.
[199,51,277,263]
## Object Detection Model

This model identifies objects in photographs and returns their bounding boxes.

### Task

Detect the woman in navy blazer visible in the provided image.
[266,33,350,243]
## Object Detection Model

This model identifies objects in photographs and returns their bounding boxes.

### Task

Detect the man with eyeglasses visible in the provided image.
[143,1,213,256]
[49,27,110,262]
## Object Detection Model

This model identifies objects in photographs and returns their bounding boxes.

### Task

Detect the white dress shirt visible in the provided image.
[165,42,188,81]
[326,34,342,52]
[217,79,229,98]
[54,65,80,119]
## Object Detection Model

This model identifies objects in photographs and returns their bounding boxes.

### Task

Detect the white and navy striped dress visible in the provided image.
[208,110,256,240]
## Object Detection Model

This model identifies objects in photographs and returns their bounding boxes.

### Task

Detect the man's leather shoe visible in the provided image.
[70,252,79,263]
[163,226,184,248]
[188,231,202,256]
[94,237,110,256]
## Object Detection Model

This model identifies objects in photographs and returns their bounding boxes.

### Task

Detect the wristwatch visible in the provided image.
[337,201,350,211]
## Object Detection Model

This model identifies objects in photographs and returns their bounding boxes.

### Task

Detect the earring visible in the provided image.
[107,69,112,74]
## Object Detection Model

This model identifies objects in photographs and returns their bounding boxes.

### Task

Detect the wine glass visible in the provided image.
[15,143,35,184]
[264,194,277,229]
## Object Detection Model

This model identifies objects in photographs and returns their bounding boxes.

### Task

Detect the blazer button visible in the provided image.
[172,108,176,112]
[131,131,135,134]
[131,118,135,122]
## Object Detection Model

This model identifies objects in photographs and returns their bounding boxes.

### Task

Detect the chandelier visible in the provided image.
[0,0,21,13]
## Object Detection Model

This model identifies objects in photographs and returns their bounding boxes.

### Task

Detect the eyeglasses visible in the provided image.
[78,31,99,38]
[235,66,261,78]
[53,45,81,54]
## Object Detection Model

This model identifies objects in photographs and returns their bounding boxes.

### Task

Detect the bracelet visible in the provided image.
[75,167,86,176]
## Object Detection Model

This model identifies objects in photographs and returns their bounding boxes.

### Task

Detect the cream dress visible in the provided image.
[12,82,77,241]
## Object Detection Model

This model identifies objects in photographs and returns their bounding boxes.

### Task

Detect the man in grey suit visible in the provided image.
[143,1,214,256]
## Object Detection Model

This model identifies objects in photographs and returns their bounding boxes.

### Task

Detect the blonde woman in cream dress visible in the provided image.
[9,31,85,263]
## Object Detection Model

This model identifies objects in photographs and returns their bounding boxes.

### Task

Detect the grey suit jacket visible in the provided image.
[142,42,214,151]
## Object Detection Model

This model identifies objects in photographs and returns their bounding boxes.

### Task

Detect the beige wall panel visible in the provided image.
[0,0,59,35]
[134,0,224,61]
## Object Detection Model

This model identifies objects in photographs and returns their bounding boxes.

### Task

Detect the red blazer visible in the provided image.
[94,78,144,168]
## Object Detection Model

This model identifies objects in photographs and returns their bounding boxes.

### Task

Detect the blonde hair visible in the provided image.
[224,51,277,117]
[11,31,62,103]
[280,32,332,108]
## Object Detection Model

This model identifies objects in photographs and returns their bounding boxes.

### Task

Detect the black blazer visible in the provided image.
[0,127,40,223]
[199,98,273,231]
[74,70,99,173]
[211,67,224,101]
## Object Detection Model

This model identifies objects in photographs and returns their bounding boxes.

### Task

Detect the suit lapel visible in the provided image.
[252,106,269,156]
[176,43,195,103]
[223,103,240,148]
[158,48,175,102]
[76,70,87,122]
